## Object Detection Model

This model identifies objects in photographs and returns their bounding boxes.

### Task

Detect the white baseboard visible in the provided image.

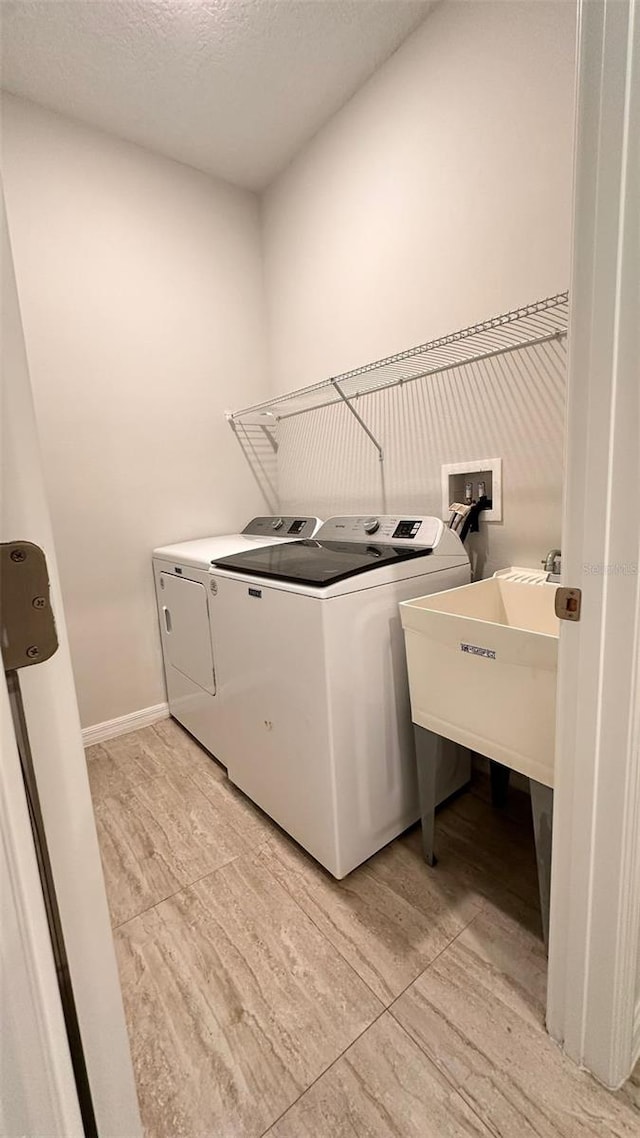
[82,702,170,747]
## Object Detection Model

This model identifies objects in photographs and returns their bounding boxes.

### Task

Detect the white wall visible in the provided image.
[262,0,576,574]
[1,2,577,722]
[2,95,269,728]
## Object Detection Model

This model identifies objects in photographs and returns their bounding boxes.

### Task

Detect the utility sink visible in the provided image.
[400,572,559,788]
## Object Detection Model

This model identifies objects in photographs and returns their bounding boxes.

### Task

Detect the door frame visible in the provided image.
[546,0,640,1087]
[1,669,84,1137]
[2,189,142,1135]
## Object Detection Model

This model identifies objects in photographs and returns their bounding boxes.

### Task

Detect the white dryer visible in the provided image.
[209,515,471,877]
[152,516,322,759]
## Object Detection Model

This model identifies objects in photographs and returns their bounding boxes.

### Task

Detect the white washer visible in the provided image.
[209,515,471,877]
[152,516,322,758]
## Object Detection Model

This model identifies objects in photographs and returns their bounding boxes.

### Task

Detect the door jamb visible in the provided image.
[546,0,640,1088]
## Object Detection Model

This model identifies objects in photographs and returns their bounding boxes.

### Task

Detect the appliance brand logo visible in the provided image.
[248,588,262,599]
[460,642,496,660]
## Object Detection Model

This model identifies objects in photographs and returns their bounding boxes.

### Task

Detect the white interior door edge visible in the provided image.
[547,0,640,1089]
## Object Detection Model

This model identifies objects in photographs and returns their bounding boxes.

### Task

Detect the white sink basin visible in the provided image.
[400,574,559,788]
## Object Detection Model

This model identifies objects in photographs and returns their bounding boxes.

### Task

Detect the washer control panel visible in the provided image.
[315,516,443,547]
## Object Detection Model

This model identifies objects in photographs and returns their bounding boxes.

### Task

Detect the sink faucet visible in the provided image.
[542,548,562,575]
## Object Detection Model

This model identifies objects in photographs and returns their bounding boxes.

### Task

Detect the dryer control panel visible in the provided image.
[315,516,443,548]
[242,516,321,539]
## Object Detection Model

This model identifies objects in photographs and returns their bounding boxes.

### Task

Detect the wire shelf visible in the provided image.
[226,291,569,457]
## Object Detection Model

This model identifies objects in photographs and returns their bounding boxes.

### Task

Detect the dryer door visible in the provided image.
[159,573,216,695]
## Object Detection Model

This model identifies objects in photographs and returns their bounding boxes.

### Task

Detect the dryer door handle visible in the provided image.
[163,605,172,634]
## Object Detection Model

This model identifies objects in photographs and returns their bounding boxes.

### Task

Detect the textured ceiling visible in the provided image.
[1,0,433,190]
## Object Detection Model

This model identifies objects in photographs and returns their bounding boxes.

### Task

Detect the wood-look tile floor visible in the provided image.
[87,720,640,1138]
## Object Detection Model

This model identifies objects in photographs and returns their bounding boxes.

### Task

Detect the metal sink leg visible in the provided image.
[530,779,554,949]
[414,726,440,866]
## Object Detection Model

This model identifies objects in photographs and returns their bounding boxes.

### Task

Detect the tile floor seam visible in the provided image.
[90,753,187,800]
[385,914,479,1012]
[381,1009,499,1138]
[151,724,227,782]
[110,848,248,932]
[179,769,256,833]
[384,926,504,1138]
[256,844,393,1015]
[257,837,486,1013]
[253,844,393,1012]
[92,765,223,805]
[383,908,551,1138]
[182,770,267,852]
[258,1003,390,1138]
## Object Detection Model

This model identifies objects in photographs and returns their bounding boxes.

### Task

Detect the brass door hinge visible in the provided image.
[555,586,582,622]
[1,541,59,671]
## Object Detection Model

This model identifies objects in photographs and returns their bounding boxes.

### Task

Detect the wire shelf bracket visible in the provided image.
[226,291,569,460]
[331,380,383,462]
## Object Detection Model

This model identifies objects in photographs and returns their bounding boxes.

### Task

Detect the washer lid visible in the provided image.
[211,538,433,587]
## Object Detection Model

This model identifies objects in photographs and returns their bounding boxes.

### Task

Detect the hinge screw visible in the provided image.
[26,646,40,659]
[11,549,26,562]
[32,596,46,609]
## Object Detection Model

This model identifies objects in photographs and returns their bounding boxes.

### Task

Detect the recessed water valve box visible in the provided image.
[441,458,502,522]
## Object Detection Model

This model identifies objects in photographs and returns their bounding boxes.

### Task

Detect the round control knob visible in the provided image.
[271,518,284,530]
[363,517,380,535]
